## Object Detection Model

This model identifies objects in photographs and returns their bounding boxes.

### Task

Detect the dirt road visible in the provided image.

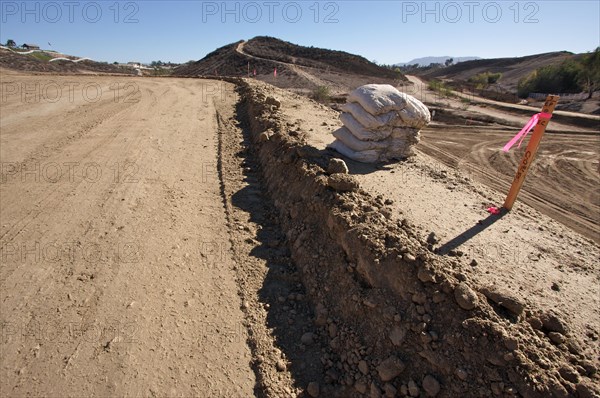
[0,74,255,397]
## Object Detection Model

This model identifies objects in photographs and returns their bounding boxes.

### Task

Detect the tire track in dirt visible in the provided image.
[420,128,599,242]
[1,77,256,397]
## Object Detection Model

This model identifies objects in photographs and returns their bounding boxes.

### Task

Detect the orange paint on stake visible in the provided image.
[503,95,559,210]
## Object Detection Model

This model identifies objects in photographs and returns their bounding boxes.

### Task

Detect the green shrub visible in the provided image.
[428,79,453,98]
[517,59,585,98]
[312,85,331,103]
[468,72,502,89]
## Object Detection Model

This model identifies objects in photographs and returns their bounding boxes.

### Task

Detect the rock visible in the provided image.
[454,283,478,310]
[559,366,580,383]
[408,379,420,397]
[377,356,405,382]
[258,132,270,142]
[422,375,441,397]
[503,337,519,351]
[455,368,468,380]
[358,360,369,375]
[432,291,445,303]
[301,332,315,345]
[328,323,338,338]
[276,360,287,372]
[314,303,328,326]
[426,232,439,244]
[403,253,416,262]
[528,317,543,330]
[383,383,397,398]
[328,158,349,174]
[539,311,569,334]
[355,380,368,394]
[491,382,503,395]
[576,382,596,398]
[327,174,359,192]
[370,382,382,398]
[548,332,566,345]
[479,286,525,316]
[565,338,583,355]
[389,326,406,346]
[417,267,436,283]
[265,96,281,109]
[307,381,320,397]
[580,360,597,376]
[400,384,408,396]
[412,292,427,305]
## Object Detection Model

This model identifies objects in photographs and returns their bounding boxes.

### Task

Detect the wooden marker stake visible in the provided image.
[503,95,559,211]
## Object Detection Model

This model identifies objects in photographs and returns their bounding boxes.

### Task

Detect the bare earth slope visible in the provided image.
[174,36,403,95]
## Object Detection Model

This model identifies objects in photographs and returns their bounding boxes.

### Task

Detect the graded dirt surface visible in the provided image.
[0,73,256,397]
[400,76,599,243]
[2,71,600,398]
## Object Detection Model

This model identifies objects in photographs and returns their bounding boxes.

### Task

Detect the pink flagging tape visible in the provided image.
[486,206,501,215]
[503,112,553,152]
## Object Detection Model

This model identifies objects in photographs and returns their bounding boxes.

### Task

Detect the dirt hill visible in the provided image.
[0,47,137,75]
[173,36,403,94]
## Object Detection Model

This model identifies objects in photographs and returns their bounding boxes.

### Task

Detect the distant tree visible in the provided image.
[6,39,16,47]
[445,58,454,67]
[517,60,582,98]
[578,47,600,99]
[113,61,119,65]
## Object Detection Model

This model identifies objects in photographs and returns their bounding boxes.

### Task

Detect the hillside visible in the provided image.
[173,36,403,94]
[417,51,577,91]
[242,36,397,78]
[396,56,481,67]
[0,47,137,75]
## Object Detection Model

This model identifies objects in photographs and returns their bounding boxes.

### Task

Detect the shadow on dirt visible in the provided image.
[228,104,324,397]
[437,209,508,255]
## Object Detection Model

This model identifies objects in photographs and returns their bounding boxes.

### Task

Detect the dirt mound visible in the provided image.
[231,77,599,397]
[242,36,398,78]
[174,40,282,77]
[0,48,136,75]
[173,37,404,95]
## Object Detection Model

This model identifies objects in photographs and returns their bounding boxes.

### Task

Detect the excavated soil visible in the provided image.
[1,71,598,398]
[231,77,599,397]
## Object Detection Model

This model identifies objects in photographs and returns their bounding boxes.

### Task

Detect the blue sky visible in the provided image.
[1,1,599,64]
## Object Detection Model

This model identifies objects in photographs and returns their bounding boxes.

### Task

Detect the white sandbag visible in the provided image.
[340,112,392,141]
[383,146,416,160]
[340,102,402,130]
[347,84,430,129]
[397,102,431,129]
[390,127,420,141]
[386,137,419,155]
[332,127,389,152]
[328,139,382,163]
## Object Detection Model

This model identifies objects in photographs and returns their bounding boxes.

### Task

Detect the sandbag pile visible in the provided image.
[329,84,431,163]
